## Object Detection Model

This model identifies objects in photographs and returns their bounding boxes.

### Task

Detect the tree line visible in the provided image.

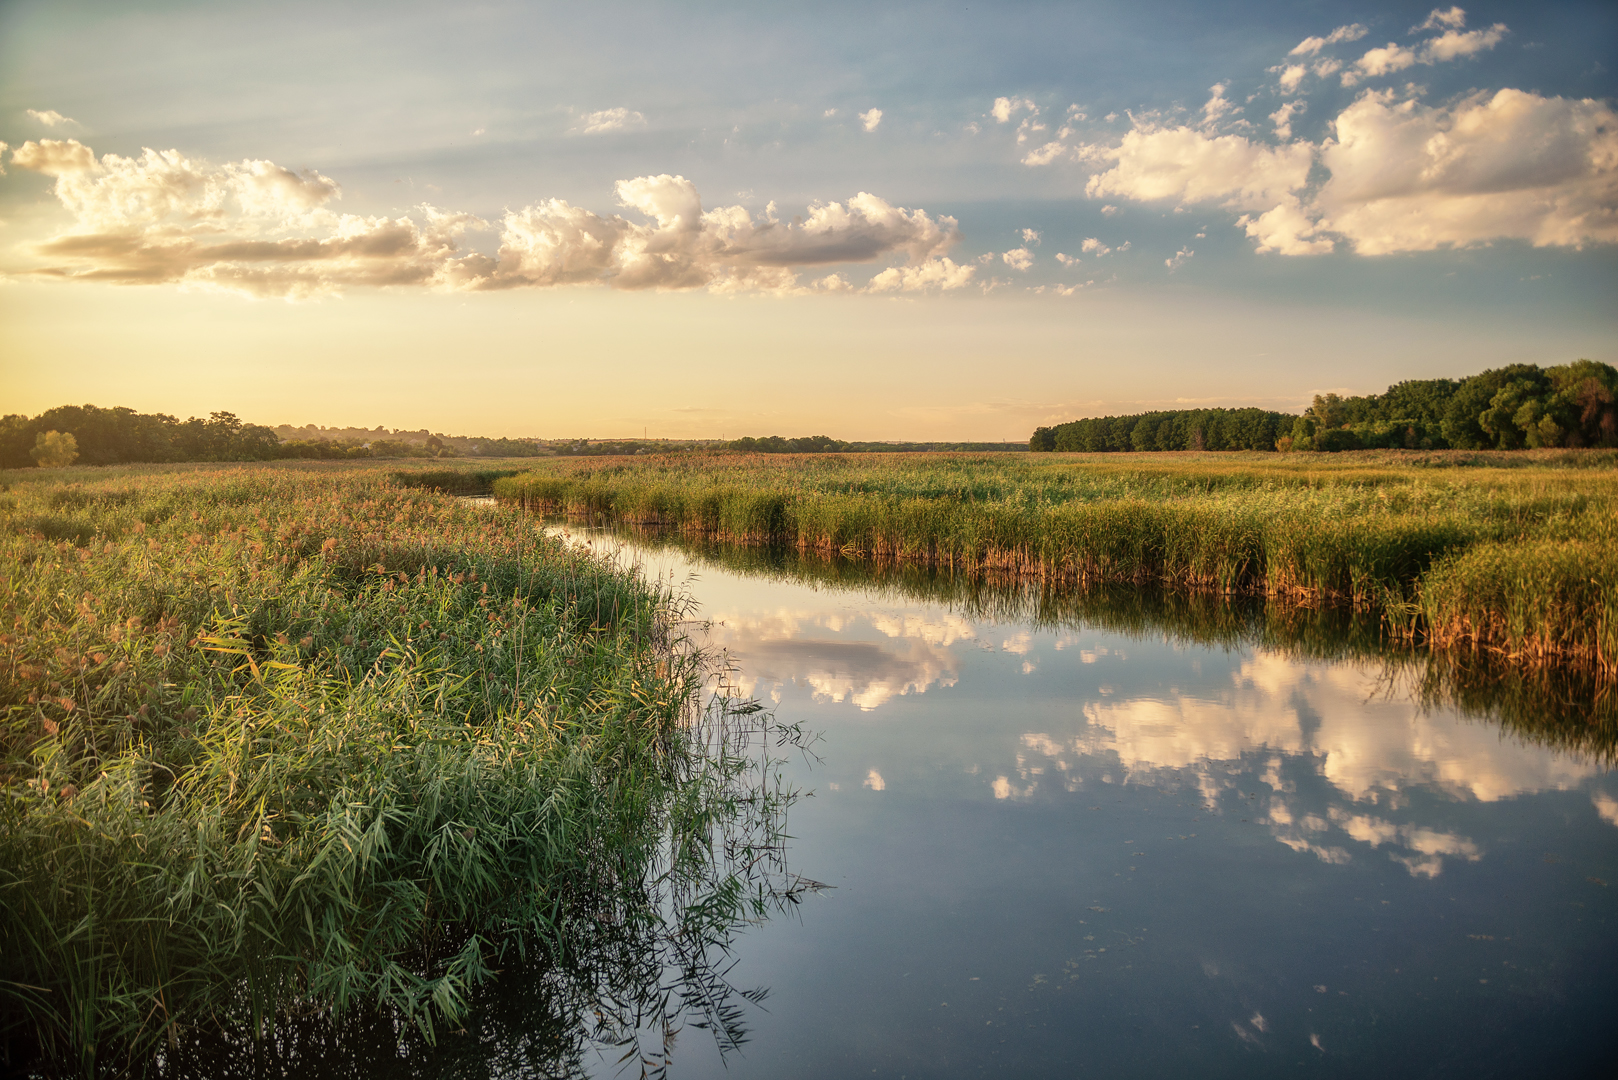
[725,435,1026,454]
[0,405,552,469]
[1030,360,1618,453]
[1029,408,1289,453]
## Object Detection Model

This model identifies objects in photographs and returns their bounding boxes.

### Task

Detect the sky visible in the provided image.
[1,0,1614,441]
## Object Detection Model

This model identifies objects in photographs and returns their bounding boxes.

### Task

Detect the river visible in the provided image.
[524,524,1618,1079]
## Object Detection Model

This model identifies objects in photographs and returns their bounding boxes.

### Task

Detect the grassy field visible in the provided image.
[0,462,797,1073]
[492,450,1618,676]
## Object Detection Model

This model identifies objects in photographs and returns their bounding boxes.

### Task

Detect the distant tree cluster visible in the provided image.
[724,435,1027,454]
[1030,361,1618,454]
[553,440,688,457]
[727,435,851,454]
[274,423,550,458]
[1029,409,1290,453]
[1282,361,1618,452]
[0,406,281,469]
[0,405,552,469]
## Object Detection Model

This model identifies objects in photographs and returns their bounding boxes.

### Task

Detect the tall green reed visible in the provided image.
[0,466,802,1075]
[491,451,1618,675]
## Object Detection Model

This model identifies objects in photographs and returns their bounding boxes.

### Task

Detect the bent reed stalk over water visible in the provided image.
[491,450,1618,677]
[0,466,802,1075]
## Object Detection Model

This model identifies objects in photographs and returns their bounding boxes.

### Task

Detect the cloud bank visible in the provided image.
[1021,9,1617,257]
[7,139,972,298]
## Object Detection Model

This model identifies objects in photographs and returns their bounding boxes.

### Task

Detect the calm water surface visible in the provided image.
[529,527,1618,1079]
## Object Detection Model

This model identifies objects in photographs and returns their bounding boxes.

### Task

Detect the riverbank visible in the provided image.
[0,465,787,1073]
[491,451,1618,676]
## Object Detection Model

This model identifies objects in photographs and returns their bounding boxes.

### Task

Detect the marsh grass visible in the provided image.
[0,465,803,1075]
[493,451,1618,676]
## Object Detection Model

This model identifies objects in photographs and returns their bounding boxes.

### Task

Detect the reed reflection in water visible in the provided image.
[548,522,1617,1079]
[138,700,816,1080]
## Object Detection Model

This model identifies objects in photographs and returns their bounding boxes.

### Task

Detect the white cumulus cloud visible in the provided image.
[1071,85,1618,257]
[1001,247,1033,270]
[1344,17,1507,86]
[1416,6,1468,32]
[8,139,967,297]
[860,108,883,131]
[1022,140,1072,166]
[1289,23,1369,56]
[1201,83,1240,126]
[1347,42,1420,82]
[867,257,976,292]
[1084,125,1316,211]
[1423,23,1508,62]
[26,108,77,128]
[992,96,1036,123]
[1270,100,1307,140]
[1316,88,1618,253]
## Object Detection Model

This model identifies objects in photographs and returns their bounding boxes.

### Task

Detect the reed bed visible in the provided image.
[492,451,1618,676]
[0,466,796,1075]
[660,530,1618,762]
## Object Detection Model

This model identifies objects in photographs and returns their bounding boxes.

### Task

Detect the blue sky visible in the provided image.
[1,1,1614,439]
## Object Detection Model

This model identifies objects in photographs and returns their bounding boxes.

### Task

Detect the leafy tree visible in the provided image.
[1377,378,1459,425]
[1313,428,1360,453]
[31,430,78,468]
[1547,359,1618,447]
[1440,364,1542,449]
[1288,414,1316,451]
[1307,393,1347,430]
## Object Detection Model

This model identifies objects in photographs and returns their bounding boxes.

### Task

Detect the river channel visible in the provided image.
[506,524,1616,1080]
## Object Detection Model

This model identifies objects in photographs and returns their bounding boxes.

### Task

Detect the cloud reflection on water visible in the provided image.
[1017,650,1598,876]
[581,528,1607,881]
[699,592,1600,879]
[707,606,972,710]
